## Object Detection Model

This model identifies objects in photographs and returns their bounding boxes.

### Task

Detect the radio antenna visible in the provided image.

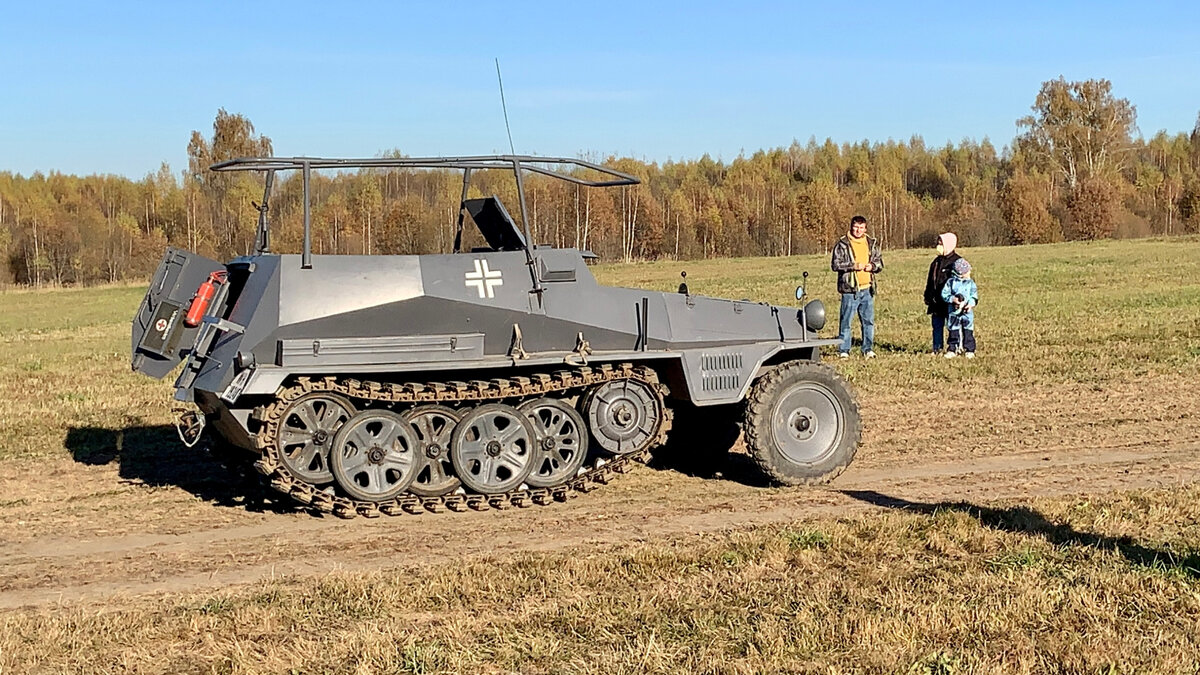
[495,58,516,155]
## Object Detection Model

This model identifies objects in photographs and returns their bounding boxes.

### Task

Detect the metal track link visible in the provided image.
[253,363,672,519]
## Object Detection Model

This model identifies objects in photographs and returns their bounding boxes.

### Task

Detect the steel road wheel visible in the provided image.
[518,397,589,488]
[581,379,663,455]
[450,403,536,494]
[329,409,419,502]
[403,405,463,497]
[276,393,356,484]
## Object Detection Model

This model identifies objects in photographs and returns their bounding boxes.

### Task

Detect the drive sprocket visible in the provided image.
[581,379,664,455]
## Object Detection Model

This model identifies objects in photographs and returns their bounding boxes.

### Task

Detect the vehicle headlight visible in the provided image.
[801,300,826,332]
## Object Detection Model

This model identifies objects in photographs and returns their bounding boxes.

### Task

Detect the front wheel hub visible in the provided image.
[742,362,862,487]
[772,386,843,465]
[789,409,816,440]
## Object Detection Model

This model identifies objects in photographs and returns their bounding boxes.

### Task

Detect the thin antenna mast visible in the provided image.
[495,58,540,297]
[495,58,516,154]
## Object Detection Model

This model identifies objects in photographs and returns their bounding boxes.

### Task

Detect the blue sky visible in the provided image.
[2,1,1199,178]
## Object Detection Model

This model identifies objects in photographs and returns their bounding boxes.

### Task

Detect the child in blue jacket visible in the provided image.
[941,258,978,358]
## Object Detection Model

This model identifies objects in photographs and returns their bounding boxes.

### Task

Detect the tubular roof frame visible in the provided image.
[210,155,640,187]
[210,155,640,280]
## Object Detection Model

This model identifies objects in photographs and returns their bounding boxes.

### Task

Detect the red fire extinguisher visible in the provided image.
[184,271,228,327]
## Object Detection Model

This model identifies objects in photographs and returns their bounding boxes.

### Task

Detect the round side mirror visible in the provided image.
[795,285,805,301]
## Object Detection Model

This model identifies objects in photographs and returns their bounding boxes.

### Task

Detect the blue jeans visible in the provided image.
[838,289,875,354]
[931,311,946,351]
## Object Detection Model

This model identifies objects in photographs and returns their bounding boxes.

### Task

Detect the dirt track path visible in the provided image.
[4,439,1197,611]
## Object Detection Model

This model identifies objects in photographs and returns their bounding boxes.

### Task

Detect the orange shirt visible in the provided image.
[849,235,872,289]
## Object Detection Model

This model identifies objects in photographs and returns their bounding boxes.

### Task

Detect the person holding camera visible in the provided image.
[830,215,884,358]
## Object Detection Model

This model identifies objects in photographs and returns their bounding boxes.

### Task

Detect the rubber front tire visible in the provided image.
[743,361,860,486]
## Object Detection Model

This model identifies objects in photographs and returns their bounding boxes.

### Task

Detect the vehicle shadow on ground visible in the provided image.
[650,411,772,488]
[870,340,931,356]
[822,339,928,356]
[844,489,1200,577]
[66,425,301,515]
[648,449,773,488]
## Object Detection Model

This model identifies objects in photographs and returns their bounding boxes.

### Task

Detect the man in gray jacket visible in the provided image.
[830,215,884,358]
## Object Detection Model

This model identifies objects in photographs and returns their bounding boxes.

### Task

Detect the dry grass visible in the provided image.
[0,284,171,462]
[3,486,1200,673]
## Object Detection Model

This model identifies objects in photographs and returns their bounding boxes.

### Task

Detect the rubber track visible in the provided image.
[251,363,673,519]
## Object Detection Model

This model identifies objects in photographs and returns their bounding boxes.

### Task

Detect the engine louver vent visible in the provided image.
[700,352,744,392]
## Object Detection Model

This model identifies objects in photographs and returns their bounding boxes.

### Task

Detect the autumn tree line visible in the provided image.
[3,77,1200,287]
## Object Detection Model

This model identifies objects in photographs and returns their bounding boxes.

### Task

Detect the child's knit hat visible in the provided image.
[952,258,971,276]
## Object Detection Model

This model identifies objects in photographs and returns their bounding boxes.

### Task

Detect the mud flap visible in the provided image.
[131,247,225,379]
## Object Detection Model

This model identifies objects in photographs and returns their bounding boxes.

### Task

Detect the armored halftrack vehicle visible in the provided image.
[131,155,860,517]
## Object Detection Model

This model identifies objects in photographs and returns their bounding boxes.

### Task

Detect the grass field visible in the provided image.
[1,237,1199,673]
[5,487,1200,674]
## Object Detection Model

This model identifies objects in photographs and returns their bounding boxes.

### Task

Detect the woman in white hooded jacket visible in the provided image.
[922,233,961,353]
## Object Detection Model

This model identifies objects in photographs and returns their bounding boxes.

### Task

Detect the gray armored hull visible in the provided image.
[131,155,860,517]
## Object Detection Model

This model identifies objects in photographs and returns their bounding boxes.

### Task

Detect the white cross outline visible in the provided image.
[464,259,503,299]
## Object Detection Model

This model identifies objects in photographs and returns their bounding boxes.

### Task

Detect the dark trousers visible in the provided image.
[931,312,946,351]
[947,326,976,353]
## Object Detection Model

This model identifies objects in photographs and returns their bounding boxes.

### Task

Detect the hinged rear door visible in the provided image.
[131,247,225,379]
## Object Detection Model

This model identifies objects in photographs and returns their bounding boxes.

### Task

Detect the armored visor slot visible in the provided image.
[537,257,576,283]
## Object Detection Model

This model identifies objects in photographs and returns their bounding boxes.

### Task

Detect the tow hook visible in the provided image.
[174,407,206,448]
